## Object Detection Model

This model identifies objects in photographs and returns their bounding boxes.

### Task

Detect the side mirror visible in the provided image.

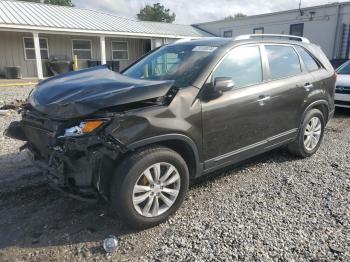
[213,77,235,93]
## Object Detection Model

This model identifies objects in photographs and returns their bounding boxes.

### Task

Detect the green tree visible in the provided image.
[18,0,73,6]
[224,13,247,20]
[137,3,176,23]
[234,12,247,18]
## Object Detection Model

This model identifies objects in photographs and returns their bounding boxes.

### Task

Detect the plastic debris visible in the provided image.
[103,235,118,253]
[0,110,10,116]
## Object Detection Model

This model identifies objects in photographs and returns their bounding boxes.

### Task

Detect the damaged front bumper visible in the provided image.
[5,110,124,201]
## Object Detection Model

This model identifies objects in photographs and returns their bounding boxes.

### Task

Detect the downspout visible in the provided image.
[346,24,350,59]
[332,3,342,59]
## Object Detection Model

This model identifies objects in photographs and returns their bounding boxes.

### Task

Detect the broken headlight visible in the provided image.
[62,119,105,137]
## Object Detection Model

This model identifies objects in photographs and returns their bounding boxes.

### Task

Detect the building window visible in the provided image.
[23,37,49,60]
[253,27,264,34]
[72,39,92,60]
[223,30,233,38]
[111,41,129,60]
[290,23,304,37]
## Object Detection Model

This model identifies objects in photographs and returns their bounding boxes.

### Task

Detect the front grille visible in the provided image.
[335,86,350,94]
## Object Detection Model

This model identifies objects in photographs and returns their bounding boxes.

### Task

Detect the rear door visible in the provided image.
[261,44,315,136]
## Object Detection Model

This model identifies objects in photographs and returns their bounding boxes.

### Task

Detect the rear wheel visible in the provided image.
[110,146,189,229]
[288,108,325,158]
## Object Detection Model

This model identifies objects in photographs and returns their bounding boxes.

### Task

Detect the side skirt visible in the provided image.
[203,129,297,174]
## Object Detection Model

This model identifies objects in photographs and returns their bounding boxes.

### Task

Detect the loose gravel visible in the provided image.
[0,86,39,187]
[0,86,349,261]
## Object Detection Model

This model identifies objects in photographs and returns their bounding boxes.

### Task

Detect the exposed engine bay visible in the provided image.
[5,66,179,201]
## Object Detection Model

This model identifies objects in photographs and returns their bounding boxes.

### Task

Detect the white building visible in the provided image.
[0,0,210,79]
[195,2,350,60]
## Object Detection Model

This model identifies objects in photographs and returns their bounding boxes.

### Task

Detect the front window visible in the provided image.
[337,61,350,75]
[123,44,217,87]
[112,41,129,60]
[72,40,92,60]
[23,37,49,60]
[212,45,263,88]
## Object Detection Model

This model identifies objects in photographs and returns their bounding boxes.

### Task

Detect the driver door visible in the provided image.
[201,45,275,170]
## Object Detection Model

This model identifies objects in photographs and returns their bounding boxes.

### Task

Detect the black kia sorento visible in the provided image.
[6,35,336,228]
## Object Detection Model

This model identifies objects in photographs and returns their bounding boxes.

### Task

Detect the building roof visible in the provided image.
[0,0,211,38]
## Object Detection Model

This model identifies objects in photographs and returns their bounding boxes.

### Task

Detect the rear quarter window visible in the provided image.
[265,45,302,80]
[294,46,320,72]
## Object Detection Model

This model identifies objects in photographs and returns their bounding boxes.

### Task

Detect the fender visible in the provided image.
[127,134,203,178]
[300,99,331,127]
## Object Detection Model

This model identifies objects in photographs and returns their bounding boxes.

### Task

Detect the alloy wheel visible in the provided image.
[132,162,181,217]
[304,116,322,151]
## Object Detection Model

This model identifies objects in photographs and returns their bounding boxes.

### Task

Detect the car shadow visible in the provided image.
[334,107,350,117]
[0,148,296,252]
[0,108,347,252]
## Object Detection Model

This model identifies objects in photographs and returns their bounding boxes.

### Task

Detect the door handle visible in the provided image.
[304,83,313,91]
[257,95,271,106]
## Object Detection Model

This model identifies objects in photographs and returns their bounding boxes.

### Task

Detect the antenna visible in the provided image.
[299,0,304,16]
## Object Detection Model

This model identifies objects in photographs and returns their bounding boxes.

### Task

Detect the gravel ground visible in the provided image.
[0,86,349,261]
[0,86,39,187]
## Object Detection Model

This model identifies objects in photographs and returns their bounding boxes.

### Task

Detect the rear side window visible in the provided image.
[295,46,320,72]
[213,45,263,88]
[265,45,302,80]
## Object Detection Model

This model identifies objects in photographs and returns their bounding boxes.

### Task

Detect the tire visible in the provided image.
[288,108,325,158]
[110,146,189,229]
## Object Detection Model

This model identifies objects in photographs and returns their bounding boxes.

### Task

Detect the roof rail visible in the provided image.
[234,34,311,43]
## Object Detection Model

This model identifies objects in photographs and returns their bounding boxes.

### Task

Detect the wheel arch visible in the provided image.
[126,134,203,179]
[301,100,330,126]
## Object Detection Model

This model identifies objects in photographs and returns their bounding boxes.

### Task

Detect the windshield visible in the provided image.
[337,61,350,75]
[123,44,217,87]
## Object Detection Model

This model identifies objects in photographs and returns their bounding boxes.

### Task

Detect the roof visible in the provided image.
[194,1,350,26]
[0,0,211,38]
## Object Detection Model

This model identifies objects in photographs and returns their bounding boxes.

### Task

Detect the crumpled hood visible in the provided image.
[29,65,174,119]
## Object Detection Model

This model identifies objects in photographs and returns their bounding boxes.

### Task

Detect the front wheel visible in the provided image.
[288,108,325,158]
[110,146,189,229]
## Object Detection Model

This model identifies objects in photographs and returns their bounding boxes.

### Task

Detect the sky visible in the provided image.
[72,0,347,24]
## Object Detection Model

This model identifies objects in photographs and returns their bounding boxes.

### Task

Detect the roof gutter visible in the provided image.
[0,24,203,39]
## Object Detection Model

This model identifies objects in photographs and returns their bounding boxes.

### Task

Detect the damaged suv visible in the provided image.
[6,35,335,228]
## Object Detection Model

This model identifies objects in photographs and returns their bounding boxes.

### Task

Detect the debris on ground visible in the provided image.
[0,99,26,110]
[103,235,119,253]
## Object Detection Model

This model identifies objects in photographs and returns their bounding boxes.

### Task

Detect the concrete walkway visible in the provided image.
[0,78,39,87]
